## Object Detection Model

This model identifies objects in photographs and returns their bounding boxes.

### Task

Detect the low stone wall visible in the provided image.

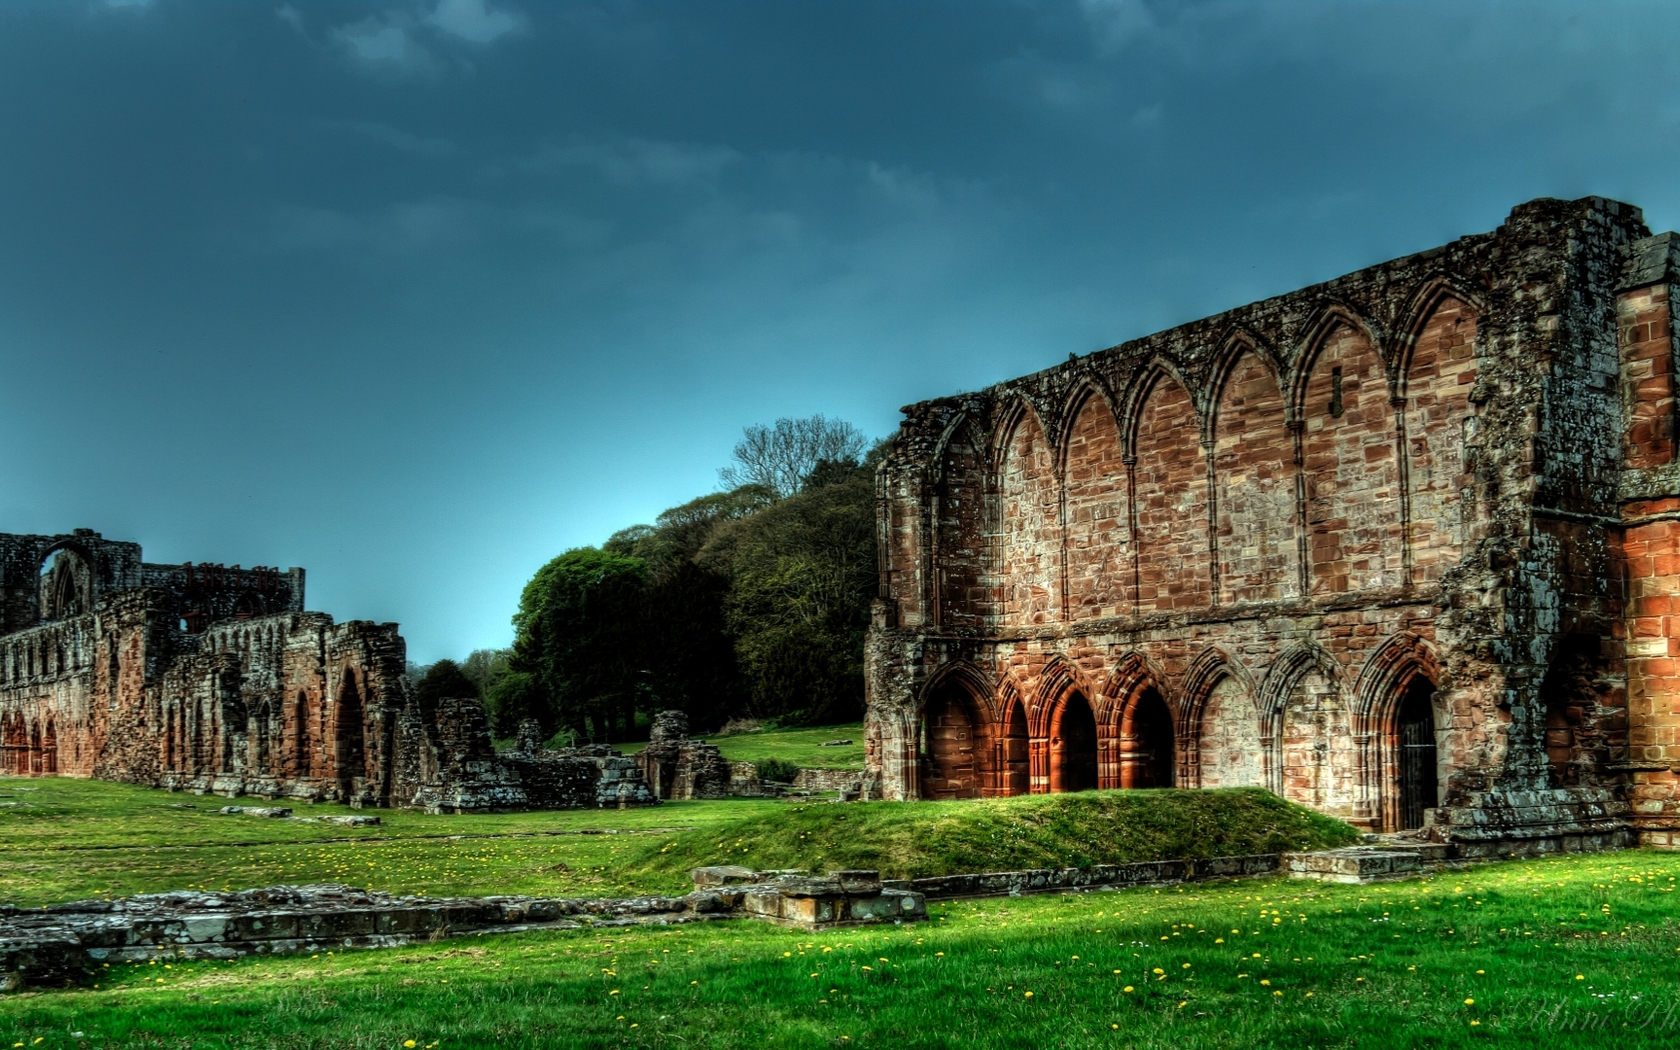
[791,768,863,793]
[898,854,1282,900]
[1,884,733,989]
[1,869,930,989]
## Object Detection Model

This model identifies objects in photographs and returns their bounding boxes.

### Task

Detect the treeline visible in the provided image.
[412,416,880,743]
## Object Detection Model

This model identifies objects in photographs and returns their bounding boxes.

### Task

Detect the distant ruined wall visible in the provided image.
[0,532,657,813]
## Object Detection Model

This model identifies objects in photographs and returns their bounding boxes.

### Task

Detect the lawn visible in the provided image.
[4,849,1678,1048]
[0,778,1355,907]
[620,722,867,770]
[0,776,781,906]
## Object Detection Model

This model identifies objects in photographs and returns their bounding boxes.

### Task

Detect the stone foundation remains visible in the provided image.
[0,533,656,812]
[0,871,928,989]
[632,711,732,800]
[868,197,1680,853]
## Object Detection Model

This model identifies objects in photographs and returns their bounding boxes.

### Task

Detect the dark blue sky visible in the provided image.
[2,0,1677,661]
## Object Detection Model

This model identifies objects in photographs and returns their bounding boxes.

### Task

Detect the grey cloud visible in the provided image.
[427,0,522,43]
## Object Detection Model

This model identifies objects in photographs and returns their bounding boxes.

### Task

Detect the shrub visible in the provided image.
[754,758,801,784]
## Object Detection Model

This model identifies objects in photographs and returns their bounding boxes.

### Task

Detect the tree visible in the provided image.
[460,648,511,698]
[704,452,879,724]
[505,548,649,743]
[413,659,479,718]
[718,415,868,499]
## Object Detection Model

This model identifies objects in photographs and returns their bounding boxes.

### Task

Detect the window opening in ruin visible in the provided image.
[921,684,978,800]
[1051,691,1099,792]
[1002,698,1029,796]
[39,548,90,621]
[336,670,365,786]
[1536,634,1603,789]
[1397,676,1438,830]
[1127,688,1175,788]
[1328,366,1344,418]
[234,591,265,620]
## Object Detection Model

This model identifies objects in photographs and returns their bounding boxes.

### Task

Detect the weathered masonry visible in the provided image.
[0,530,655,811]
[865,196,1680,853]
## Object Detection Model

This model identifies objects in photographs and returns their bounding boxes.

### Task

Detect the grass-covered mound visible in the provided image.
[627,787,1361,882]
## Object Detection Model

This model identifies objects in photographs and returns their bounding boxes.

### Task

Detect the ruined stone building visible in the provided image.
[0,530,655,811]
[866,196,1680,853]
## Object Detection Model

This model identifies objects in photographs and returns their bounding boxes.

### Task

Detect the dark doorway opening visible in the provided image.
[1052,691,1099,792]
[1002,699,1029,796]
[922,684,978,800]
[1128,688,1175,787]
[1397,676,1438,830]
[336,671,365,787]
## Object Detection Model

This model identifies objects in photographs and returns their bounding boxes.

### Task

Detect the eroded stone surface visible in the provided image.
[0,536,657,813]
[866,196,1680,852]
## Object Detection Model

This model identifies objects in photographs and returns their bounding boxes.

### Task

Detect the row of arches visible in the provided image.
[933,292,1478,626]
[917,636,1443,832]
[0,710,56,775]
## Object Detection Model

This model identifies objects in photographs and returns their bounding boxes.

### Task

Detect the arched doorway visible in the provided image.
[1000,698,1029,796]
[1124,688,1175,787]
[336,670,366,788]
[922,682,979,800]
[1396,676,1437,830]
[1050,691,1099,792]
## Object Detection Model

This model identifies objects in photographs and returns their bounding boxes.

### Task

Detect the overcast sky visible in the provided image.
[2,0,1677,661]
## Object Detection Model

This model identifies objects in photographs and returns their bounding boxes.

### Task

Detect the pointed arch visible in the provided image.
[1258,642,1344,722]
[1205,329,1282,433]
[1294,302,1405,595]
[995,395,1061,626]
[1391,275,1484,387]
[932,413,993,628]
[1028,656,1090,737]
[1289,302,1388,414]
[1262,641,1357,817]
[1129,361,1212,612]
[1062,377,1131,618]
[920,661,994,800]
[1398,282,1480,585]
[991,674,1031,797]
[1352,632,1445,831]
[1052,374,1123,472]
[1120,356,1202,456]
[1213,337,1298,603]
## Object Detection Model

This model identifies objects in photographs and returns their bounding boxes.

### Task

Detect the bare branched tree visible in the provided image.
[718,415,868,499]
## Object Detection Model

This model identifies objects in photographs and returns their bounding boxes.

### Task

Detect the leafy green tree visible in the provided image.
[413,659,479,718]
[505,547,649,743]
[705,454,878,724]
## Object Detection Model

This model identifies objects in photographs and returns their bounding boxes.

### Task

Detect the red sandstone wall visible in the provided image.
[1214,351,1297,602]
[1064,390,1130,618]
[1620,285,1675,469]
[1303,323,1403,595]
[1133,374,1209,612]
[1406,297,1478,585]
[998,410,1060,625]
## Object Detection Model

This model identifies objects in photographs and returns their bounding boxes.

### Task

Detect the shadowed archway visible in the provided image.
[1049,690,1099,793]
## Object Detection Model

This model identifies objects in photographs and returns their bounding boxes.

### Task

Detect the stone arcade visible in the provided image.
[865,196,1680,854]
[0,531,655,811]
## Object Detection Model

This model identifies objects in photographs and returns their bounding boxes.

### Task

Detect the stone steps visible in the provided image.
[1282,842,1454,883]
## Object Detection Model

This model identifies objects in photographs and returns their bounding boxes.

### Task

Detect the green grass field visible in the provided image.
[6,777,1679,1047]
[619,722,866,770]
[4,848,1678,1048]
[0,778,1354,906]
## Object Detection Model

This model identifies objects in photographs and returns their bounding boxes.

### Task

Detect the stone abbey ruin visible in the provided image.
[0,531,655,811]
[865,196,1680,854]
[8,195,1680,862]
